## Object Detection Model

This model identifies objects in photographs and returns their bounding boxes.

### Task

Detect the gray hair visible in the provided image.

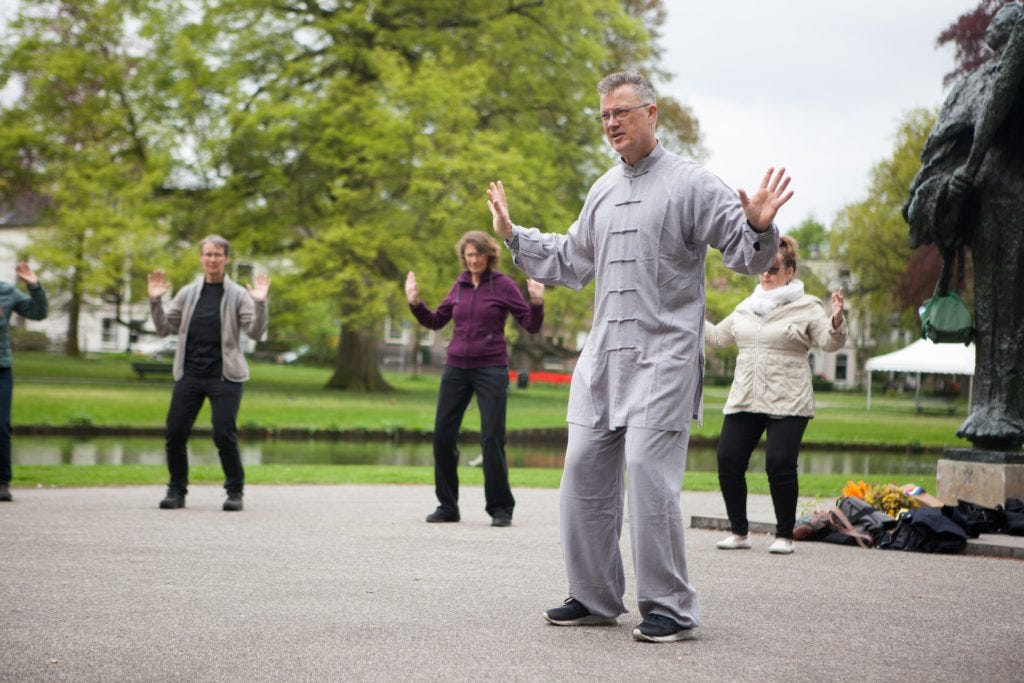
[597,71,657,104]
[199,234,231,257]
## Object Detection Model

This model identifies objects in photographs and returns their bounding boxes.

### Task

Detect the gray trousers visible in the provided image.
[560,422,701,627]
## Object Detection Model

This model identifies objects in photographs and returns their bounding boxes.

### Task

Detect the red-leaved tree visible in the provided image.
[938,0,1005,85]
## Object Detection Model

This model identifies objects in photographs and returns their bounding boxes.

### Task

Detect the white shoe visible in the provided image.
[768,538,795,554]
[467,454,483,467]
[715,534,752,550]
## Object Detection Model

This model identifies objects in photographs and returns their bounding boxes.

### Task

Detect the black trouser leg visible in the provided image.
[473,366,514,517]
[432,366,474,512]
[208,378,245,494]
[764,416,809,539]
[164,376,207,494]
[716,412,766,537]
[0,368,12,485]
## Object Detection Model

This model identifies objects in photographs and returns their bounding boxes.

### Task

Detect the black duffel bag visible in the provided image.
[879,507,968,554]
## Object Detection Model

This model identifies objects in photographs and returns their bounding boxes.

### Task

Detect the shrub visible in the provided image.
[10,328,51,352]
[812,377,835,392]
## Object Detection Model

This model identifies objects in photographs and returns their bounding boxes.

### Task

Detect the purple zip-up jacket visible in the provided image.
[410,269,543,369]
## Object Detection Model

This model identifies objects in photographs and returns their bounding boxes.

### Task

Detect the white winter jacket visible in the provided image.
[705,294,847,417]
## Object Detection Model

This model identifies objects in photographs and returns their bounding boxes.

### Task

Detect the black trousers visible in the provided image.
[432,365,514,518]
[165,375,244,494]
[0,367,12,484]
[717,412,809,539]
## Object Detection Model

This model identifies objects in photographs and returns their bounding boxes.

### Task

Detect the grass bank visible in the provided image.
[9,352,949,497]
[12,464,933,501]
[16,352,967,450]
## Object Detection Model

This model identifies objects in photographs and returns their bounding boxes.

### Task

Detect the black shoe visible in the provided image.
[425,507,460,523]
[491,513,512,527]
[0,484,12,502]
[223,492,243,512]
[544,598,616,626]
[159,489,185,509]
[632,613,694,643]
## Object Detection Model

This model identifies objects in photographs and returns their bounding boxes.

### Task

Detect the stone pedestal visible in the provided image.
[936,448,1024,508]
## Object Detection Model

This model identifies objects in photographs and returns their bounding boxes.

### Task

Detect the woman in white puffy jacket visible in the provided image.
[705,235,847,555]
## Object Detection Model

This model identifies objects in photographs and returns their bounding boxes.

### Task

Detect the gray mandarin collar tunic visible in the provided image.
[506,143,778,431]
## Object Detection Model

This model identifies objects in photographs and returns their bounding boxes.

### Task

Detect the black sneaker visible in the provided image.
[425,508,460,523]
[223,492,243,512]
[0,484,12,502]
[632,613,694,643]
[159,489,185,509]
[544,598,616,626]
[491,513,512,527]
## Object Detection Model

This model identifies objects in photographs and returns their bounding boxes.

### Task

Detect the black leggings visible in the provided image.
[717,412,809,539]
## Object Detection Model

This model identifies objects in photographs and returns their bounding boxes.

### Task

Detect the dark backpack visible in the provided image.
[1004,498,1024,536]
[836,496,896,546]
[879,508,968,554]
[956,499,1007,536]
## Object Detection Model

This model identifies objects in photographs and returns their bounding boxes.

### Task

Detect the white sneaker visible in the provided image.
[715,534,752,550]
[768,538,795,554]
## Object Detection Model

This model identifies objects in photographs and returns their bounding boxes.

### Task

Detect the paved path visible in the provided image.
[1,484,1021,681]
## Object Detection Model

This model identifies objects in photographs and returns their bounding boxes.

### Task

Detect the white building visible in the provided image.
[0,194,259,354]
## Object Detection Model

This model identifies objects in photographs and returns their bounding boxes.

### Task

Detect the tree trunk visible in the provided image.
[325,323,393,392]
[65,266,82,357]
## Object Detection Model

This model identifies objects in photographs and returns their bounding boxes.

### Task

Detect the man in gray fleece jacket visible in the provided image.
[148,235,269,511]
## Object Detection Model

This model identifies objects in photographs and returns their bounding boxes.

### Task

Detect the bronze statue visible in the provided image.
[904,1,1024,451]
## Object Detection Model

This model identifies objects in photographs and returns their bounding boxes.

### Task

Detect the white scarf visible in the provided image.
[739,279,805,318]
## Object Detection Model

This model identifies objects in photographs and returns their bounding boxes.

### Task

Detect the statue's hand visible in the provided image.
[948,167,972,206]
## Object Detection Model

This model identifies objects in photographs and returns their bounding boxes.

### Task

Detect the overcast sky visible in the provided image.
[2,0,981,233]
[659,0,979,231]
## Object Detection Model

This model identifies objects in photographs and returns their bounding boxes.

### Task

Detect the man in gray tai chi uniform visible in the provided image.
[487,70,791,642]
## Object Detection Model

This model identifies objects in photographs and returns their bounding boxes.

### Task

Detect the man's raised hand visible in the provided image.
[147,270,169,300]
[247,272,271,302]
[737,167,794,231]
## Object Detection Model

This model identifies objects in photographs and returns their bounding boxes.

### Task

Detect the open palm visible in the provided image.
[738,167,793,230]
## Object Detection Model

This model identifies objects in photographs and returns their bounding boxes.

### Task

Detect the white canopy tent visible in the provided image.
[864,338,975,410]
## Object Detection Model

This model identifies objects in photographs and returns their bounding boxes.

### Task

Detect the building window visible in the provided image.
[101,318,116,345]
[384,317,407,344]
[835,353,848,381]
[129,320,145,345]
[234,263,254,284]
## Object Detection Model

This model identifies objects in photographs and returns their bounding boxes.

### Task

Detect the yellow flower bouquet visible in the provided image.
[842,480,923,519]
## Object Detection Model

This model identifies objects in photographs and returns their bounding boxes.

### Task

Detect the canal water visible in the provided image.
[13,435,941,475]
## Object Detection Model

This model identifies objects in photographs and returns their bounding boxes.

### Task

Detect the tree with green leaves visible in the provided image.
[830,108,937,335]
[1,0,701,385]
[0,0,183,355]
[786,217,829,261]
[177,0,699,390]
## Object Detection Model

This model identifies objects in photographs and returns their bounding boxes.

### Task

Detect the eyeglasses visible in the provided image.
[595,103,653,123]
[764,266,781,275]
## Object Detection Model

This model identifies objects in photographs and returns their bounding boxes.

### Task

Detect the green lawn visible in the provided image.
[15,352,967,447]
[16,353,570,432]
[9,351,956,495]
[12,463,928,500]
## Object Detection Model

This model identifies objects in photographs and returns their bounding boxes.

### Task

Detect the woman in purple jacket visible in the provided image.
[406,230,544,527]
